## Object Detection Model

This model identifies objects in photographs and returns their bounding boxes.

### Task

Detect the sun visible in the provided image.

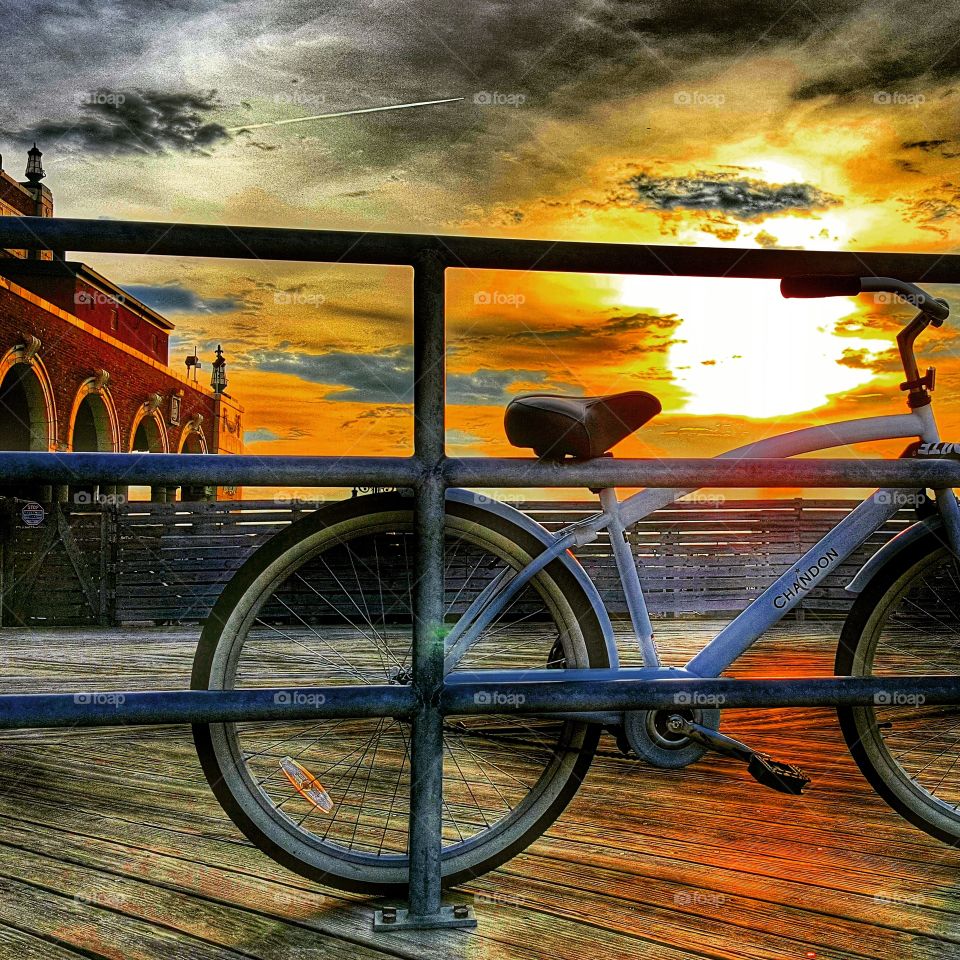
[745,157,806,184]
[617,275,888,419]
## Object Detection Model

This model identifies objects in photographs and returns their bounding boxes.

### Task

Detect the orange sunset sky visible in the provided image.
[5,2,960,495]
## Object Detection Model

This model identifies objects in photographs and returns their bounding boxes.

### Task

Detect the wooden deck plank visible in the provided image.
[0,923,92,959]
[0,621,958,959]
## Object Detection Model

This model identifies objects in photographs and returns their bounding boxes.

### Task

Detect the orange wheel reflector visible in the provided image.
[279,756,334,812]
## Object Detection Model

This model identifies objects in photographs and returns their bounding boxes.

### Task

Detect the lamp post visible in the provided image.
[24,144,45,185]
[211,344,228,394]
[23,145,50,259]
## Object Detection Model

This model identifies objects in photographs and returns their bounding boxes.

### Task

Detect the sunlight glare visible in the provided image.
[617,276,888,418]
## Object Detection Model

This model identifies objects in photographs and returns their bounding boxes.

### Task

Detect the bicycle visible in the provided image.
[191,274,960,894]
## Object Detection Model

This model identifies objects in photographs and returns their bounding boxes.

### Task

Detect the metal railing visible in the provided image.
[1,215,960,929]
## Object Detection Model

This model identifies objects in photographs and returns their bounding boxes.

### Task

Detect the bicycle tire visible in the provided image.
[837,529,960,845]
[192,493,610,893]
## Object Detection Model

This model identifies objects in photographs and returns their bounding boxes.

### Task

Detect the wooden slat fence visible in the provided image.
[525,498,915,616]
[0,497,918,626]
[0,501,113,627]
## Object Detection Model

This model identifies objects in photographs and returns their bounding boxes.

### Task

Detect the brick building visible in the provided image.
[0,145,243,502]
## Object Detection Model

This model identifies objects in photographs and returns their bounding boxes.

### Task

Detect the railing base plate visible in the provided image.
[373,903,477,931]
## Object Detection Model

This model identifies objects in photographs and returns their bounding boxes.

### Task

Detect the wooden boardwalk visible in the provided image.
[0,621,957,959]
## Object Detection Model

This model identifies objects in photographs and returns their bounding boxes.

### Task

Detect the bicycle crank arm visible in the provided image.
[666,716,811,795]
[666,716,754,761]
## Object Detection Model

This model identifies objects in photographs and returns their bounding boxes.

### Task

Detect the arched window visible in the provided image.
[0,346,56,499]
[178,425,208,454]
[69,381,119,453]
[128,406,169,502]
[0,346,55,452]
[67,380,120,506]
[177,421,211,501]
[129,408,168,454]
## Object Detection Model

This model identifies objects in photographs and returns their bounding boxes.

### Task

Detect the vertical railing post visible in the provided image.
[374,248,476,930]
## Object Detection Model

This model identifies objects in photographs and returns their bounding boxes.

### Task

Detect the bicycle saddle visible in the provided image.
[504,391,662,460]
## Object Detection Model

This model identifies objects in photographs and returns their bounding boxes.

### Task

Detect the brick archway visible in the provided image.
[177,423,208,454]
[129,406,169,453]
[0,345,57,451]
[68,379,120,452]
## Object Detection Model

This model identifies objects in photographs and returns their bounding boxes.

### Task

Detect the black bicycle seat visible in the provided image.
[504,391,661,460]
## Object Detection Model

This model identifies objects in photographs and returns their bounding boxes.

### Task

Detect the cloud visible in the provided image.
[898,181,960,235]
[454,310,684,374]
[838,346,897,372]
[0,0,938,205]
[463,310,679,344]
[341,406,409,428]
[627,171,840,221]
[321,302,409,326]
[243,426,309,443]
[240,138,281,152]
[1,0,849,180]
[603,312,680,335]
[249,344,581,404]
[792,10,960,102]
[122,283,245,313]
[448,368,581,405]
[447,428,484,446]
[902,139,960,158]
[252,345,412,402]
[244,428,280,443]
[6,88,229,156]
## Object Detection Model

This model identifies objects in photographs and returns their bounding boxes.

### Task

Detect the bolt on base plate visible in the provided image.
[373,903,477,931]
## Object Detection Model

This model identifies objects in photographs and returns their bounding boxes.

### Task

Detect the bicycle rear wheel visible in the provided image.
[837,531,960,844]
[192,494,609,893]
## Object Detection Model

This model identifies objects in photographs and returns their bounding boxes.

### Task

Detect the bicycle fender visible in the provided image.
[446,488,619,668]
[846,515,944,595]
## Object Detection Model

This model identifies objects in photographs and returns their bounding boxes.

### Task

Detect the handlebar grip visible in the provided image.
[780,275,862,299]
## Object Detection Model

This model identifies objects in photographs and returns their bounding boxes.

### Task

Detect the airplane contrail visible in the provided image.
[227,97,464,133]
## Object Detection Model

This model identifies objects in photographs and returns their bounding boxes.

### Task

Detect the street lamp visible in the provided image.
[25,143,45,184]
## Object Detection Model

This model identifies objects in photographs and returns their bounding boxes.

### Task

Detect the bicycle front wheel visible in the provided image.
[192,494,610,893]
[837,531,960,845]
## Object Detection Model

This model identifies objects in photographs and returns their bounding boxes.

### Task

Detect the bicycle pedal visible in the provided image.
[747,753,810,795]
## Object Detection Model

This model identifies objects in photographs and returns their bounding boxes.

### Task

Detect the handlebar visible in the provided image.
[781,274,950,404]
[780,275,949,323]
[780,275,862,298]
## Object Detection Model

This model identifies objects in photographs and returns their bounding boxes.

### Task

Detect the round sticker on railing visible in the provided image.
[20,502,45,527]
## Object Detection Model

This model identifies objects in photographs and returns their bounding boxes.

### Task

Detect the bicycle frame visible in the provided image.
[445,399,960,687]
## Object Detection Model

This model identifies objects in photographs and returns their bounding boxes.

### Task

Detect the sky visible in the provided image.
[3,0,960,496]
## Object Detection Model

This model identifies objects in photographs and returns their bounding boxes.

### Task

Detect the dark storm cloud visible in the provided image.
[123,283,244,313]
[0,0,909,184]
[353,0,850,106]
[15,0,833,174]
[791,4,960,101]
[5,89,229,156]
[238,0,856,172]
[903,139,960,158]
[6,0,949,193]
[627,172,839,220]
[249,345,579,404]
